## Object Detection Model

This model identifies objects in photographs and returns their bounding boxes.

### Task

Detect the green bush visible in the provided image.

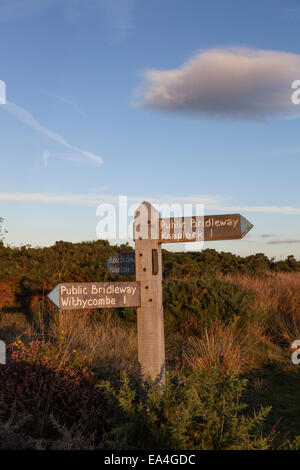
[0,240,298,318]
[163,277,254,333]
[99,368,271,450]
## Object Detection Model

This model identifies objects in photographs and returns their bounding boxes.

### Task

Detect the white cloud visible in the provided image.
[135,47,300,120]
[1,100,103,166]
[42,149,83,167]
[0,191,300,215]
[0,192,109,206]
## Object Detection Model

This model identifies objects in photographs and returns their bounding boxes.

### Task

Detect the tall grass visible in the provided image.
[183,322,262,375]
[220,272,300,346]
[49,310,139,377]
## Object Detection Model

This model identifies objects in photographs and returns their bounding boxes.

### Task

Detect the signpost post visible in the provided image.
[134,202,165,387]
[48,200,253,390]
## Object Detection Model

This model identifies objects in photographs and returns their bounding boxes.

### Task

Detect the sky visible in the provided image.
[0,0,300,259]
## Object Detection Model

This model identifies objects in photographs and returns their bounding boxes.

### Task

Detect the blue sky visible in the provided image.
[0,0,300,259]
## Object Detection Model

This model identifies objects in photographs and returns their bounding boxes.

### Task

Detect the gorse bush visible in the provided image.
[0,340,109,443]
[162,249,300,279]
[100,368,271,450]
[163,277,254,332]
[0,241,298,315]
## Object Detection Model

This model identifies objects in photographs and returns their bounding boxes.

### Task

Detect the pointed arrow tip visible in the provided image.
[240,215,254,238]
[47,284,60,308]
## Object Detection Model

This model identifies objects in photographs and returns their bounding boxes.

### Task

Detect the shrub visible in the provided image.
[163,277,254,333]
[99,368,271,450]
[0,408,99,450]
[0,340,109,444]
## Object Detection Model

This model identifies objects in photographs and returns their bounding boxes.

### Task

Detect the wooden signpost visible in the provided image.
[48,282,140,310]
[159,214,253,243]
[133,202,253,388]
[48,200,253,389]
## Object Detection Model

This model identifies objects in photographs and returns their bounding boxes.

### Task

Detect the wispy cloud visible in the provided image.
[135,47,300,121]
[0,193,220,208]
[267,239,300,245]
[1,101,103,166]
[0,192,300,215]
[101,0,134,43]
[48,93,87,118]
[216,205,300,215]
[42,149,82,168]
[0,192,110,206]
